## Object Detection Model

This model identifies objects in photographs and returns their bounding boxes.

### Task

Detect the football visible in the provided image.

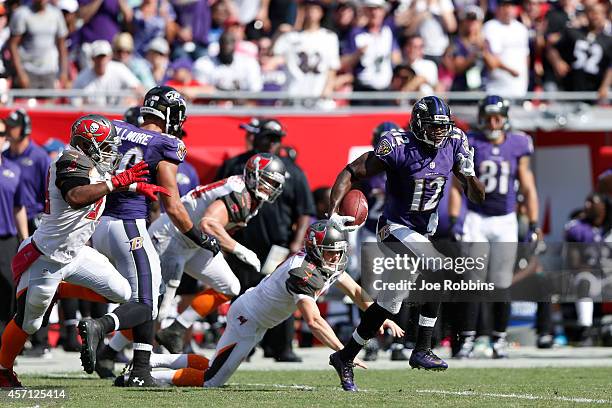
[339,189,368,226]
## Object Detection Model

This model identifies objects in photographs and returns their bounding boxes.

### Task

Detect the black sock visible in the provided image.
[415,302,440,351]
[112,302,152,330]
[492,301,510,338]
[338,302,392,362]
[99,344,118,360]
[133,319,154,345]
[132,349,151,373]
[98,315,116,333]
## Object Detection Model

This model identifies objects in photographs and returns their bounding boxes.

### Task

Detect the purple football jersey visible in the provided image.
[104,120,186,220]
[360,173,386,233]
[374,128,470,235]
[467,131,533,216]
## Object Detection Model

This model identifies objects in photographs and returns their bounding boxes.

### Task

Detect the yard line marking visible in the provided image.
[227,383,315,391]
[417,389,610,404]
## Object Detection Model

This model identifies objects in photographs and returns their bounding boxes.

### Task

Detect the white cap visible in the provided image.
[146,37,170,56]
[91,40,112,57]
[58,0,78,13]
[362,0,387,8]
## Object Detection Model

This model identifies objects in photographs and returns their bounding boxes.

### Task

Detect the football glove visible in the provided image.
[128,182,170,201]
[457,147,476,178]
[233,243,261,272]
[184,227,221,256]
[522,222,540,243]
[328,212,359,232]
[108,161,149,190]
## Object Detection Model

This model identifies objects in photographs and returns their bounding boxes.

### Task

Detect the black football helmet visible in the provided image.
[244,153,287,203]
[372,121,401,147]
[141,86,187,136]
[304,220,349,274]
[478,95,510,140]
[410,96,454,149]
[124,106,143,127]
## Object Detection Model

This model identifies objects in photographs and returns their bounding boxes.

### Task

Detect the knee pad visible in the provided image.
[109,279,132,303]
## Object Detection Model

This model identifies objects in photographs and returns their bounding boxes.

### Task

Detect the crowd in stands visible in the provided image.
[0,0,610,106]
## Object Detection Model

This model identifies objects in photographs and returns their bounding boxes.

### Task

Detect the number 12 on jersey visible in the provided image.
[410,177,446,211]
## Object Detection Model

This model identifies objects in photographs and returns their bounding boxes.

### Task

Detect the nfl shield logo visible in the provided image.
[429,161,436,169]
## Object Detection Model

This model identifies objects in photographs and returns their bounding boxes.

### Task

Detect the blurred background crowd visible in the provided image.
[0,0,610,107]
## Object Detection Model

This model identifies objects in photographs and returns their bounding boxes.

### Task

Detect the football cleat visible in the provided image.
[491,337,509,359]
[155,321,187,354]
[78,319,104,374]
[126,371,159,388]
[453,335,475,359]
[329,352,358,392]
[0,369,23,388]
[62,325,82,352]
[95,358,116,379]
[409,349,449,371]
[536,334,553,349]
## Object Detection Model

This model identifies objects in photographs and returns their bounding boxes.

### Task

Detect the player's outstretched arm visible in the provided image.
[64,182,114,209]
[335,273,404,338]
[329,152,386,216]
[297,298,368,369]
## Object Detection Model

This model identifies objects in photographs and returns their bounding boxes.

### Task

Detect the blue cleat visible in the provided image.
[409,349,449,371]
[329,352,358,392]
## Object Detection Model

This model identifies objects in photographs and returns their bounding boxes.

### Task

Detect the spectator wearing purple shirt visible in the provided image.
[0,118,28,332]
[1,109,50,232]
[170,0,210,61]
[77,0,133,46]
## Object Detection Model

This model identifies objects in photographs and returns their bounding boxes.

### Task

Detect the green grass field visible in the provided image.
[3,368,612,407]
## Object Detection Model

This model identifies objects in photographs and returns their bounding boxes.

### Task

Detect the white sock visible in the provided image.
[418,315,437,327]
[176,306,202,329]
[151,369,177,385]
[576,300,594,327]
[109,331,130,352]
[150,353,189,369]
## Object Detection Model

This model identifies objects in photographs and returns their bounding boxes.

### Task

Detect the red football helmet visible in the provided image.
[244,153,286,202]
[70,114,121,173]
[304,220,349,274]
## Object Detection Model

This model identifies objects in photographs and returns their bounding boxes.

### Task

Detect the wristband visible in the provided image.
[105,180,115,192]
[128,183,137,192]
[183,226,201,244]
[529,222,539,230]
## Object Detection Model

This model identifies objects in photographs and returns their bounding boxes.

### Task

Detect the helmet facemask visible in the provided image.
[248,168,285,202]
[419,116,453,148]
[310,239,349,274]
[73,134,122,174]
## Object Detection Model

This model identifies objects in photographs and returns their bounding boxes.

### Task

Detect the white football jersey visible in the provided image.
[34,148,106,263]
[273,28,340,97]
[149,175,258,248]
[240,253,344,329]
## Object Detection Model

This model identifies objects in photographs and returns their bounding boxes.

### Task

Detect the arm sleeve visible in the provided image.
[56,9,68,38]
[328,34,341,70]
[519,134,534,158]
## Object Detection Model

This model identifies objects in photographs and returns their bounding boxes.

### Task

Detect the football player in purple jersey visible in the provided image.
[450,95,540,359]
[79,86,220,387]
[327,96,485,391]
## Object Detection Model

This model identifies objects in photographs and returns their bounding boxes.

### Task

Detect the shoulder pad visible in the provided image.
[449,127,466,139]
[226,175,247,193]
